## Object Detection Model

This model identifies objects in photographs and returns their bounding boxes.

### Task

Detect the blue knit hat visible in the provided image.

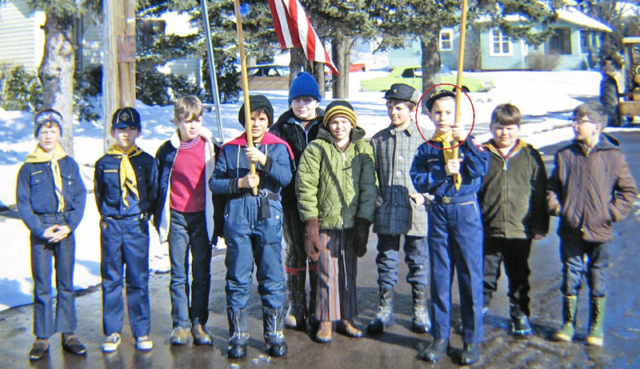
[34,109,63,137]
[288,72,322,105]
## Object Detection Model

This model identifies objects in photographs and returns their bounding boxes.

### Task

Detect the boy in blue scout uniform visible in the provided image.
[368,83,431,335]
[94,107,158,353]
[209,95,293,359]
[17,109,87,361]
[410,91,489,365]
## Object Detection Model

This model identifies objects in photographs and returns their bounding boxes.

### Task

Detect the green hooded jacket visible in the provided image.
[296,125,377,229]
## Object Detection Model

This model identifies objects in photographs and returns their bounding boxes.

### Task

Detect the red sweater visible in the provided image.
[170,137,206,212]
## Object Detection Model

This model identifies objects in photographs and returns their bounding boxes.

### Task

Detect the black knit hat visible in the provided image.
[238,95,274,127]
[323,100,357,127]
[425,90,456,112]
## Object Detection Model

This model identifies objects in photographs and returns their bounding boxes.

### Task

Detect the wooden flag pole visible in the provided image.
[453,0,470,155]
[233,0,258,195]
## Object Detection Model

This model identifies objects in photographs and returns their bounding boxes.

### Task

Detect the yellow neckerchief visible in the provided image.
[26,143,67,212]
[431,131,461,190]
[106,144,143,207]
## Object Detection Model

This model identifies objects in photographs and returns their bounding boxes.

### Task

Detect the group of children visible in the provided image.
[18,73,637,365]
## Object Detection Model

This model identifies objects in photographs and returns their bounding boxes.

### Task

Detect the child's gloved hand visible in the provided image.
[304,219,321,262]
[354,218,371,257]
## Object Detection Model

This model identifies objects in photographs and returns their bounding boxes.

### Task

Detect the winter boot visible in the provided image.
[226,309,249,359]
[308,266,319,329]
[509,303,532,336]
[263,306,288,357]
[284,273,307,330]
[366,286,394,334]
[586,296,607,346]
[412,284,431,333]
[554,295,578,342]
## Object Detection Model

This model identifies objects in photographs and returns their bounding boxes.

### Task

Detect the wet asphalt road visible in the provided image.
[1,130,640,369]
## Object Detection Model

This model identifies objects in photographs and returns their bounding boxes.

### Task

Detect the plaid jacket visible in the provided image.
[370,123,428,236]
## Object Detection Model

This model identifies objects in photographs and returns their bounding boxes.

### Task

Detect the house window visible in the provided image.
[440,29,453,51]
[489,28,512,56]
[548,28,572,55]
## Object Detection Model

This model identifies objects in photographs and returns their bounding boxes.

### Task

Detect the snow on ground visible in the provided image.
[0,69,618,311]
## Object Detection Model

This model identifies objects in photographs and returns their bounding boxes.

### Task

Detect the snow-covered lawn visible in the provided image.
[0,69,616,311]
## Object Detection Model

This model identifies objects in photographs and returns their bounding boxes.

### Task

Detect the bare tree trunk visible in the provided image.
[420,32,442,101]
[39,11,76,157]
[314,62,326,100]
[289,47,307,84]
[332,34,350,99]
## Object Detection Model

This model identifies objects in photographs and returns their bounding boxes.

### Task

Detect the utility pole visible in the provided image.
[103,0,137,152]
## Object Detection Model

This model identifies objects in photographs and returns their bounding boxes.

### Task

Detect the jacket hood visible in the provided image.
[316,124,366,144]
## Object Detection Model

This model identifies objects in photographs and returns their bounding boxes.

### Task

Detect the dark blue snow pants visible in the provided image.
[224,195,286,311]
[428,195,484,344]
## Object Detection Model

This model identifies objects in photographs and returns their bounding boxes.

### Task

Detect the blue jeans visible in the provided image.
[168,210,211,328]
[100,215,150,337]
[31,214,77,339]
[560,237,608,297]
[375,234,428,290]
[224,196,285,311]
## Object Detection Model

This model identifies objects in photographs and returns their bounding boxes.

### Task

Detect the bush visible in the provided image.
[0,63,43,111]
[526,53,561,71]
[136,69,200,106]
[74,66,102,122]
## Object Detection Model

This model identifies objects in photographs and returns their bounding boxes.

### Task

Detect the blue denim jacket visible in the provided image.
[16,156,87,237]
[94,151,158,217]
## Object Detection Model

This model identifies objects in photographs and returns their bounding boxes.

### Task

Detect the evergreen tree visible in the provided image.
[300,0,378,98]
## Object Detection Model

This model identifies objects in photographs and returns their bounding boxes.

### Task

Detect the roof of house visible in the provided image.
[556,7,613,32]
[476,7,613,33]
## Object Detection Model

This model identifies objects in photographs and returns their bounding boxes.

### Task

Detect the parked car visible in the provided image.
[239,65,291,90]
[359,65,494,93]
[238,64,331,91]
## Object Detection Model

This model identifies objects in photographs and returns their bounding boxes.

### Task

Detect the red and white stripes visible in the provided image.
[268,0,339,75]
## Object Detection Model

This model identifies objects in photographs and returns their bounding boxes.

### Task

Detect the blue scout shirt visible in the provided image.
[94,151,158,217]
[410,138,489,198]
[16,157,87,237]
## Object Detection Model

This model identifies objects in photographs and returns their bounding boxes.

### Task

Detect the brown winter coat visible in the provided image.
[547,134,637,242]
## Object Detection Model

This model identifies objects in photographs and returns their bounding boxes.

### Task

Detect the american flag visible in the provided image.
[267,0,339,75]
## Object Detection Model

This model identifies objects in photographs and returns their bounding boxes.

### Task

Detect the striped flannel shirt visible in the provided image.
[370,122,430,236]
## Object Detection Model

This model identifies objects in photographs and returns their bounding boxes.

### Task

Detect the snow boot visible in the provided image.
[509,303,532,336]
[226,309,249,359]
[554,295,578,342]
[284,273,307,330]
[586,296,606,346]
[263,306,288,357]
[411,284,431,333]
[366,286,394,334]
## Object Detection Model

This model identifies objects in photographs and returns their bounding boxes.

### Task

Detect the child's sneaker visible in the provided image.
[102,333,121,353]
[135,336,154,351]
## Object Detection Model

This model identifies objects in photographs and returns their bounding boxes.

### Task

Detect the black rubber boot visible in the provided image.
[284,273,307,330]
[366,286,394,334]
[226,309,249,359]
[460,342,481,365]
[412,284,431,333]
[422,338,449,362]
[263,306,288,357]
[509,303,532,336]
